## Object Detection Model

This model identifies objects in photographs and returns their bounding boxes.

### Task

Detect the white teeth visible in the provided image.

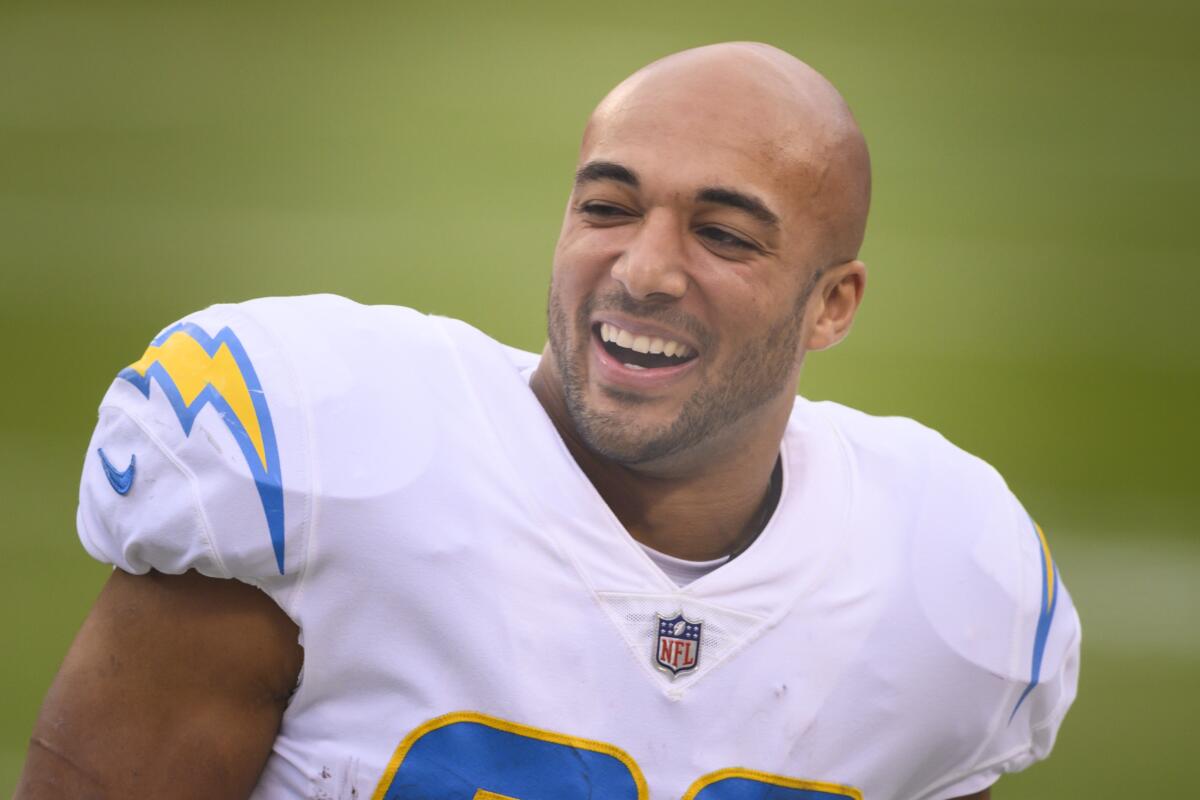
[625,363,645,370]
[599,322,693,360]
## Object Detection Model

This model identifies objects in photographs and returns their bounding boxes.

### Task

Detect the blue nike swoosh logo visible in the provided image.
[98,448,136,495]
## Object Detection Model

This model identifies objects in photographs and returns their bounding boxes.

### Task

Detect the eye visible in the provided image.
[696,225,759,253]
[577,201,634,220]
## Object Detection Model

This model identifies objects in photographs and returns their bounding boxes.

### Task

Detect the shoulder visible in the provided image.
[803,398,1077,672]
[801,398,992,483]
[223,295,535,397]
[108,295,452,437]
[78,297,361,588]
[112,294,528,431]
[799,399,1080,781]
[800,400,1023,557]
[77,295,528,593]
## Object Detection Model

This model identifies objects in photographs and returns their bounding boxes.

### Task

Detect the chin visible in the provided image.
[566,392,706,467]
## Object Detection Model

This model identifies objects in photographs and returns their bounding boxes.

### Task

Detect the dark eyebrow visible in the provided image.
[574,160,639,189]
[696,187,780,228]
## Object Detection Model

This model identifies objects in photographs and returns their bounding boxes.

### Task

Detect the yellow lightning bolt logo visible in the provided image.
[126,330,268,470]
[120,321,286,573]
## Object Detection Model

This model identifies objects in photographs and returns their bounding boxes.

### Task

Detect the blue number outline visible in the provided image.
[372,713,863,799]
[371,711,649,800]
[684,767,863,799]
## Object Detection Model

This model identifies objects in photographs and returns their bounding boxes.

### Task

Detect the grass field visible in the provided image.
[2,2,1197,796]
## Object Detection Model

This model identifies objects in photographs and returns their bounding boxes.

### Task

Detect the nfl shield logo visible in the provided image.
[654,612,702,678]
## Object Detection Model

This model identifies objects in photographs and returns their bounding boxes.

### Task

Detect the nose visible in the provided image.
[610,209,689,301]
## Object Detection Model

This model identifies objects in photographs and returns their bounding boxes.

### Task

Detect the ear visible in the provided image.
[805,260,866,351]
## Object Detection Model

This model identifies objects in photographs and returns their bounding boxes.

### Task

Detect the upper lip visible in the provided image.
[591,314,701,354]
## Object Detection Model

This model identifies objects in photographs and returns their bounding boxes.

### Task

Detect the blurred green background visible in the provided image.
[2,1,1197,795]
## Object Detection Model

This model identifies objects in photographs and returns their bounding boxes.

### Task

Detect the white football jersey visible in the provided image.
[77,295,1080,800]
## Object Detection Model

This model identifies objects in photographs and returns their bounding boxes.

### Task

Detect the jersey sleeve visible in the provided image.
[76,301,311,602]
[915,463,1082,800]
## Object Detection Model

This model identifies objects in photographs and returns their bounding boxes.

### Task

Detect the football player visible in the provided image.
[17,43,1078,799]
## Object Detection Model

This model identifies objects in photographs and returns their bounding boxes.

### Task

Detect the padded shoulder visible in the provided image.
[915,487,1081,796]
[809,404,1070,663]
[77,295,510,595]
[76,298,363,594]
[807,401,1080,795]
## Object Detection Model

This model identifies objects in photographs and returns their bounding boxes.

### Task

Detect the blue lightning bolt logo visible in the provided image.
[119,322,286,574]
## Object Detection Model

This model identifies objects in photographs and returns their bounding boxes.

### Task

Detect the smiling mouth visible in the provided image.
[594,322,699,370]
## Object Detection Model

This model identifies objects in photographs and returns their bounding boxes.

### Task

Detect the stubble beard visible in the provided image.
[546,281,814,466]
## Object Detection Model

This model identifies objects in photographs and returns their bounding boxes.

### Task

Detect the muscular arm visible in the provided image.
[16,569,303,799]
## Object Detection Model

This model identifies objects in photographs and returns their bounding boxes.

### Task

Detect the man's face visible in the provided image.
[546,78,833,467]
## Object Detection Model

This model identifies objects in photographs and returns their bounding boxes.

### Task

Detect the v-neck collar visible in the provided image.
[502,358,854,623]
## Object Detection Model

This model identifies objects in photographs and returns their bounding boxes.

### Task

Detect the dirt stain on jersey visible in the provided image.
[310,758,360,800]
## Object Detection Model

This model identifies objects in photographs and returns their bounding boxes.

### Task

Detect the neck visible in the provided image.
[530,363,790,562]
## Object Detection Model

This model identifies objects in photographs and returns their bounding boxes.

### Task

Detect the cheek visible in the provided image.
[551,233,622,302]
[547,260,587,321]
[688,269,807,357]
[547,253,600,344]
[685,265,770,326]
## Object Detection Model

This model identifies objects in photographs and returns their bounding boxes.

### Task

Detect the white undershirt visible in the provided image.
[638,543,730,587]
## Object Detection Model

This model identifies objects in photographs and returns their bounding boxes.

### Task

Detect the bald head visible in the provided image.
[541,43,872,472]
[583,43,871,264]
